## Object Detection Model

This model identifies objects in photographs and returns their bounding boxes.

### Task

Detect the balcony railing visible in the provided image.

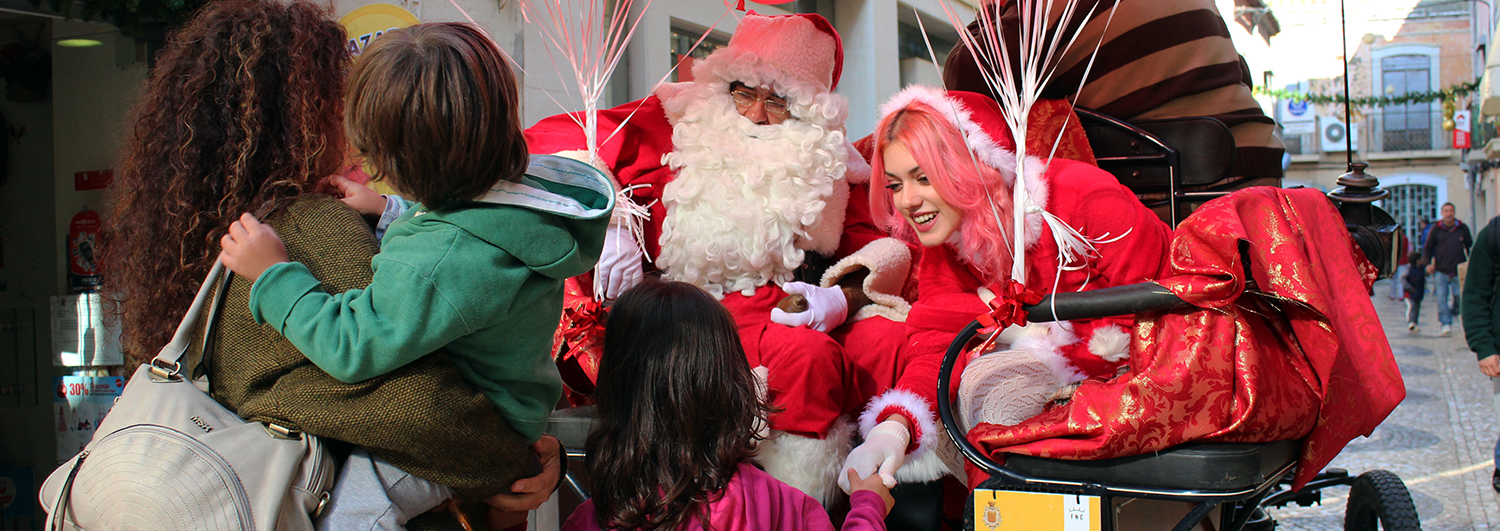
[1282,108,1461,156]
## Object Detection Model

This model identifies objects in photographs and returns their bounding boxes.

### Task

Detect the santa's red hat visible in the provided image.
[690,12,843,102]
[879,86,1018,179]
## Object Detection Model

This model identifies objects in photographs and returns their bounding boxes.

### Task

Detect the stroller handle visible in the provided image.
[1020,282,1187,323]
[937,282,1188,480]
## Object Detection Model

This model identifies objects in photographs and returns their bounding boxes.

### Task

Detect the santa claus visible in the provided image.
[526,12,913,503]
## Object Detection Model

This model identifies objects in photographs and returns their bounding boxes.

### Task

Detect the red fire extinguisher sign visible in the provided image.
[68,209,102,293]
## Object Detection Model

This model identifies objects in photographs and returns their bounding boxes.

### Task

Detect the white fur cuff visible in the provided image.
[893,435,963,483]
[860,388,937,458]
[820,238,913,322]
[1087,324,1131,363]
[757,422,855,507]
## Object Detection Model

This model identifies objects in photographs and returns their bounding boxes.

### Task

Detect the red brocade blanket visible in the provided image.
[965,187,1404,490]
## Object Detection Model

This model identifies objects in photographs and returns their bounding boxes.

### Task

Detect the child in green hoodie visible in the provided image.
[220,23,613,530]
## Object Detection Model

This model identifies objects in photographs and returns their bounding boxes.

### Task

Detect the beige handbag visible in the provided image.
[39,257,335,531]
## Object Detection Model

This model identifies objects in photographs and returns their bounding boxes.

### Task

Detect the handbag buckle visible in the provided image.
[312,491,331,518]
[148,360,183,382]
[263,422,303,440]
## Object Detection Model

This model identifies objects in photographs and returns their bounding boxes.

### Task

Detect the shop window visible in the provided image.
[670,25,728,83]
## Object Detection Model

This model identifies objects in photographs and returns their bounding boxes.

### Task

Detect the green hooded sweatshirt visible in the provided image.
[250,155,614,442]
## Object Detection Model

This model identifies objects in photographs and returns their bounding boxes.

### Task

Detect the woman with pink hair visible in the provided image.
[836,87,1170,490]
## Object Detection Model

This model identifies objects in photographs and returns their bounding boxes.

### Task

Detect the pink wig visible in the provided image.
[870,101,1015,283]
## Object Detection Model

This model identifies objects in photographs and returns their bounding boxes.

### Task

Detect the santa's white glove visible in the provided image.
[769,281,849,333]
[839,420,910,493]
[595,223,644,300]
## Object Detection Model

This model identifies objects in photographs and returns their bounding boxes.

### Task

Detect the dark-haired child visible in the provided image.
[220,23,613,530]
[1404,252,1427,331]
[562,280,890,531]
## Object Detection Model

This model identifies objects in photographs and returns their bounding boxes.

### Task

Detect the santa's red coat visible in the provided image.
[526,96,889,438]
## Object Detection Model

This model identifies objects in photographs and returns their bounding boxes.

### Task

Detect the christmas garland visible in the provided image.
[1253,79,1481,108]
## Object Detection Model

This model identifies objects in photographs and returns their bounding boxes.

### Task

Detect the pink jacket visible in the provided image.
[562,462,886,531]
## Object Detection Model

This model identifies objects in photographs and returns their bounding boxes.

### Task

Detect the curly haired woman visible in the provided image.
[100,1,557,528]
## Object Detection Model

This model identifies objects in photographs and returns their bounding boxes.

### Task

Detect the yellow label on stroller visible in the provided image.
[972,490,1100,530]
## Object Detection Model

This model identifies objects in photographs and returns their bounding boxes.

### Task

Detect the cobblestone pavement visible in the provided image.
[1264,280,1500,530]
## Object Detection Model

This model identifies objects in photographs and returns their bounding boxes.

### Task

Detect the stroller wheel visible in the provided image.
[1344,470,1420,531]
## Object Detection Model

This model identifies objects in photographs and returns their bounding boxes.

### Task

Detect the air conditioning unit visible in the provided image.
[1320,116,1359,152]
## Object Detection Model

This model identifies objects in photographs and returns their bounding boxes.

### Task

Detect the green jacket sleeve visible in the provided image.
[1463,223,1498,361]
[247,230,479,383]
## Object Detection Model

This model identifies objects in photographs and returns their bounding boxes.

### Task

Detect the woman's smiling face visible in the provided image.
[883,140,961,248]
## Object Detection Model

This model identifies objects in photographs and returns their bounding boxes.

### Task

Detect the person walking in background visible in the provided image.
[1404,252,1426,331]
[1390,234,1412,300]
[1461,215,1500,492]
[1424,203,1472,334]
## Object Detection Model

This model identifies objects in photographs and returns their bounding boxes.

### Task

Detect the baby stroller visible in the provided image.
[930,110,1415,531]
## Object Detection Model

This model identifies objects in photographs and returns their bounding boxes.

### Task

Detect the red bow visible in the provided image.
[555,300,608,366]
[976,279,1043,330]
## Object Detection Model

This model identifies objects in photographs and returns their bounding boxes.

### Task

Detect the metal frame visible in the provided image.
[939,320,1295,531]
[1076,108,1234,227]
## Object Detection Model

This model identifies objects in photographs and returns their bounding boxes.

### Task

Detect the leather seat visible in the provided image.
[1002,440,1300,491]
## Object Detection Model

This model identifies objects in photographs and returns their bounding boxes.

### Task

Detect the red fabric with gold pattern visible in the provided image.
[553,277,606,406]
[964,187,1404,490]
[1026,99,1096,166]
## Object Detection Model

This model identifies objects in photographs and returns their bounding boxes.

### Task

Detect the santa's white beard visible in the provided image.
[657,89,850,298]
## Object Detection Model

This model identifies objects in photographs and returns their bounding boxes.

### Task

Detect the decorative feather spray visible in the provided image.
[926,0,1119,293]
[450,0,735,300]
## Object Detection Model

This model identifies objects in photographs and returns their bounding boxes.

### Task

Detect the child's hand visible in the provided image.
[220,213,288,281]
[846,468,895,517]
[331,174,386,217]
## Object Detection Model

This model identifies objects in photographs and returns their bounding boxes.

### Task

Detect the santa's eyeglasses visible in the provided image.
[729,83,791,118]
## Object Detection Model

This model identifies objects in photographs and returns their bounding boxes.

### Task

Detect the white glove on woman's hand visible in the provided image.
[839,420,910,493]
[770,281,849,333]
[595,223,644,300]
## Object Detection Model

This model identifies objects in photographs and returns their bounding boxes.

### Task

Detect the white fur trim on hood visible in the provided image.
[881,85,1052,249]
[676,50,849,134]
[820,237,913,322]
[880,85,1014,178]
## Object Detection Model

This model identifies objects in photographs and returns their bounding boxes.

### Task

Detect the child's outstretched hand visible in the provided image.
[221,213,288,281]
[846,468,895,517]
[330,174,386,217]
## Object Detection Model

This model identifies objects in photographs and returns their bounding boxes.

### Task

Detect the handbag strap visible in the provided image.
[149,256,226,381]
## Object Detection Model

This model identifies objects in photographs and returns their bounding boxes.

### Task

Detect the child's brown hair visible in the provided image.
[345,23,527,209]
[587,279,772,530]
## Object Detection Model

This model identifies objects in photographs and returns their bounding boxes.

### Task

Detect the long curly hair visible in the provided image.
[586,279,771,530]
[101,0,348,362]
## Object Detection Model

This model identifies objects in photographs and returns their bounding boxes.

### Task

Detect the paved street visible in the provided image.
[1265,280,1500,530]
